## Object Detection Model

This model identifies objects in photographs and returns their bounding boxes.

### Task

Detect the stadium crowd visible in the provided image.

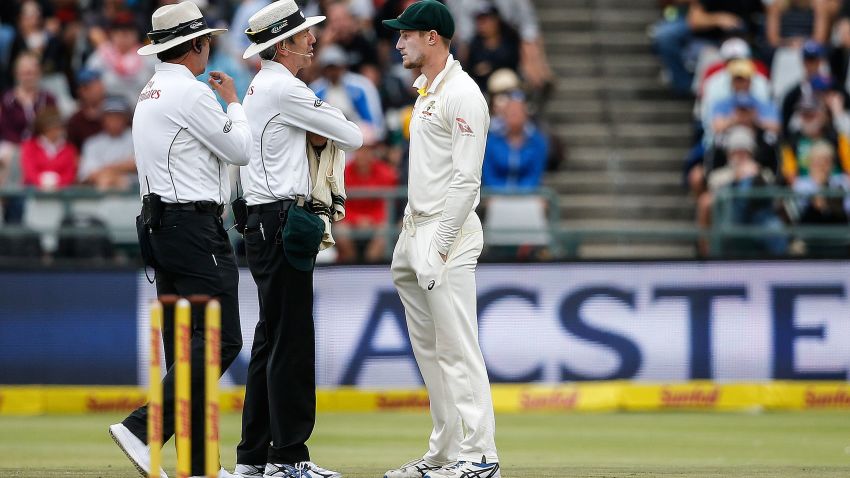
[652,0,850,256]
[0,0,557,263]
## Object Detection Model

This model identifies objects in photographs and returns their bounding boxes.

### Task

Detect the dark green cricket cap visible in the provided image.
[382,0,455,39]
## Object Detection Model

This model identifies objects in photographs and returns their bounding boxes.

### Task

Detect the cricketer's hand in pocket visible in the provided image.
[416,243,446,291]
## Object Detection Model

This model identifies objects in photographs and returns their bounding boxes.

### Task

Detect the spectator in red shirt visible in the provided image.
[21,107,77,190]
[334,138,397,263]
[0,51,56,223]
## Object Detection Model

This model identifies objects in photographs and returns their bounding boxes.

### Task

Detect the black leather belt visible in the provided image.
[248,199,295,214]
[163,201,224,215]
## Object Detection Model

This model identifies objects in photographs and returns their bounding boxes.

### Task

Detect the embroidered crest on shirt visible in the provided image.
[419,100,436,121]
[455,117,474,136]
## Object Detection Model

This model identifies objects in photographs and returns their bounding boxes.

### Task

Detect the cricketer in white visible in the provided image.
[385,2,499,475]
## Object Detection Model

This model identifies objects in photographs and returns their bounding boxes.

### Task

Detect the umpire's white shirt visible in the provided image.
[133,62,252,204]
[407,54,490,255]
[241,60,363,206]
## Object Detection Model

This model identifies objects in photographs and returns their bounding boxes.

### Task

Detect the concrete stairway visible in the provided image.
[534,0,697,258]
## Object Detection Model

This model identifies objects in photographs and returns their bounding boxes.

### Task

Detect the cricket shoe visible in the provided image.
[384,458,443,478]
[424,460,500,478]
[234,464,266,477]
[263,461,342,478]
[108,423,168,478]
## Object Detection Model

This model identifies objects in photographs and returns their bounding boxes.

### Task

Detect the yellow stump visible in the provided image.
[205,300,221,478]
[148,301,163,478]
[175,298,192,478]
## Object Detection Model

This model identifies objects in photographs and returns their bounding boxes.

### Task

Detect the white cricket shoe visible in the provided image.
[234,464,266,477]
[263,461,342,478]
[191,467,238,478]
[108,423,168,478]
[384,458,444,478]
[425,460,501,478]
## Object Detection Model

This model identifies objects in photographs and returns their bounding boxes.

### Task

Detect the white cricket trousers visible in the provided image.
[390,212,499,465]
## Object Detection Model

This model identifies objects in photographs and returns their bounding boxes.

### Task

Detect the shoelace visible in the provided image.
[443,462,466,471]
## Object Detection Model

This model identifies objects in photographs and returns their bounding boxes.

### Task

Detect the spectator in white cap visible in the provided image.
[700,38,770,133]
[78,95,136,191]
[109,2,252,478]
[235,0,362,477]
[309,43,385,139]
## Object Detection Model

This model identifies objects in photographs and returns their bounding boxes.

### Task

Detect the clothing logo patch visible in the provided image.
[223,120,232,133]
[271,21,287,34]
[418,100,436,121]
[313,99,323,108]
[428,280,435,290]
[455,117,474,136]
[189,21,203,30]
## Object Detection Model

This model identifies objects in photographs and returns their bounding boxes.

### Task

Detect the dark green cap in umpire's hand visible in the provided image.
[382,0,455,39]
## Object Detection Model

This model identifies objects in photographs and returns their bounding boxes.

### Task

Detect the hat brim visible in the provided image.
[138,27,227,56]
[242,16,325,59]
[381,18,419,32]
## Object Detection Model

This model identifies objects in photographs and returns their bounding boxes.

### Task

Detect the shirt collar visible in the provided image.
[155,62,196,79]
[413,54,457,97]
[261,60,295,77]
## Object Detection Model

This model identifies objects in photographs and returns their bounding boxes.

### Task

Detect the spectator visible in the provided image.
[699,37,770,99]
[0,51,57,147]
[706,90,781,179]
[448,0,553,92]
[780,41,850,135]
[77,95,135,191]
[791,139,850,255]
[792,139,850,223]
[84,11,155,108]
[9,1,65,85]
[320,1,378,72]
[686,0,765,84]
[310,44,385,140]
[466,2,520,92]
[333,138,398,263]
[20,106,77,190]
[699,126,788,256]
[766,1,830,100]
[66,68,105,151]
[0,52,56,223]
[482,90,548,190]
[701,51,771,139]
[225,0,270,55]
[652,0,697,96]
[780,95,850,183]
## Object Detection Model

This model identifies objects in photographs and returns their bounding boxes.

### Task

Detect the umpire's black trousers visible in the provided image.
[124,208,243,476]
[236,201,316,465]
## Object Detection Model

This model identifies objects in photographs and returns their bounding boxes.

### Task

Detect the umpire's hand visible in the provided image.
[208,71,239,105]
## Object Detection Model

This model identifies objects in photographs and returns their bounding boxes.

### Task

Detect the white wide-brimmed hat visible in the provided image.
[138,1,226,56]
[243,0,325,59]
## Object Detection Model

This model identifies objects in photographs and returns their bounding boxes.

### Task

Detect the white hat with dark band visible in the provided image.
[137,2,226,56]
[242,0,325,59]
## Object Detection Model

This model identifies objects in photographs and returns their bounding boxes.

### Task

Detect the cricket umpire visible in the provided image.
[383,2,501,478]
[233,1,362,478]
[108,3,251,478]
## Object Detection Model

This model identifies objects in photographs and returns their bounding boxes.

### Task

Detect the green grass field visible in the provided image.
[0,411,848,477]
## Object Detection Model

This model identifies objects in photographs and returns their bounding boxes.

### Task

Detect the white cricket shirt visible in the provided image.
[408,54,490,255]
[241,60,363,206]
[132,63,252,204]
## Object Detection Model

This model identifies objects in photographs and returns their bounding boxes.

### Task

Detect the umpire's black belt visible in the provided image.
[248,199,295,215]
[163,201,224,215]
